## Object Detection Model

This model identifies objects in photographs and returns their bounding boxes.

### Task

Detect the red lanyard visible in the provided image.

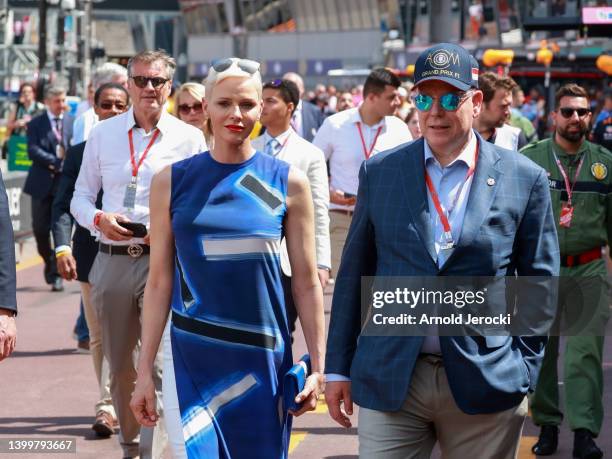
[128,128,160,179]
[424,141,480,237]
[357,122,383,159]
[551,147,584,206]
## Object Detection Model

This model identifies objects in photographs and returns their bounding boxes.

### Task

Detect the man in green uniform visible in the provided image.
[522,83,611,459]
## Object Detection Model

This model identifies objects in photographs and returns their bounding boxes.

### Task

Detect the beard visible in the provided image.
[557,123,589,143]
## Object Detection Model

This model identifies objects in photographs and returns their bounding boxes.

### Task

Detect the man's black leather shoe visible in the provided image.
[51,278,64,292]
[532,425,559,456]
[573,429,603,459]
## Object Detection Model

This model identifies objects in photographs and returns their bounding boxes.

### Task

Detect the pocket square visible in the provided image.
[283,354,311,412]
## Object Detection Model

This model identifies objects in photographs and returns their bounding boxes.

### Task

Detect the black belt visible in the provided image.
[171,311,276,350]
[99,243,149,258]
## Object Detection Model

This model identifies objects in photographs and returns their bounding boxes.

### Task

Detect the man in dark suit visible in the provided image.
[24,85,74,291]
[324,43,560,458]
[283,72,324,141]
[51,82,129,437]
[0,171,17,362]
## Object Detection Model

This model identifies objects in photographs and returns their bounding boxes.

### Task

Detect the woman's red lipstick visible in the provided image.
[225,124,244,132]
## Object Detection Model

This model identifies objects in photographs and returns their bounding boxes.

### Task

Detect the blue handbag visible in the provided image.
[283,354,311,412]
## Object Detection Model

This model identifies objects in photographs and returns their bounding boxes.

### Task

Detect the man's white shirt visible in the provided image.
[70,107,206,245]
[252,127,331,273]
[492,123,521,151]
[313,106,412,210]
[71,107,99,145]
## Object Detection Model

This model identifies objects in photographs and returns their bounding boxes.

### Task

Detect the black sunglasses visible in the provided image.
[130,76,169,89]
[178,103,203,114]
[211,58,260,74]
[99,101,127,110]
[559,107,590,119]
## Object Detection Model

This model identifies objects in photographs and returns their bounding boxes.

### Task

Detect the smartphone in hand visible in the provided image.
[117,221,148,238]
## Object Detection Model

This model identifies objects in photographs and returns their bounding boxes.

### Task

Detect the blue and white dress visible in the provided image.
[163,151,293,459]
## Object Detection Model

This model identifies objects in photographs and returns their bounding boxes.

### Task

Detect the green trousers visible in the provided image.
[530,259,610,435]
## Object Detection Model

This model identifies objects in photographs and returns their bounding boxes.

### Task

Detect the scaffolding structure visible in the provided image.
[0,0,41,92]
[0,0,89,99]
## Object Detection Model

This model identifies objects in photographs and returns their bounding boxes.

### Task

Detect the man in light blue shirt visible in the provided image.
[325,42,559,459]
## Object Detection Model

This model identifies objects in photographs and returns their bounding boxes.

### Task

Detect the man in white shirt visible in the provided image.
[71,62,128,146]
[474,72,527,151]
[313,68,412,277]
[71,50,206,459]
[253,78,331,340]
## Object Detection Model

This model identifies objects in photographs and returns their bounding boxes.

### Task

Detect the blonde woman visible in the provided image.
[131,58,326,458]
[174,82,211,144]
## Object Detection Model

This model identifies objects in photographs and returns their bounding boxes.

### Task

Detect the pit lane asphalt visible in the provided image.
[1,248,610,459]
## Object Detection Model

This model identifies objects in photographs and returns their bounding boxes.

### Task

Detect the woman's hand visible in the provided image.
[288,372,326,417]
[129,372,159,427]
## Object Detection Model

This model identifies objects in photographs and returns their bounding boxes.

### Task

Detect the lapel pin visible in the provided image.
[487,177,495,186]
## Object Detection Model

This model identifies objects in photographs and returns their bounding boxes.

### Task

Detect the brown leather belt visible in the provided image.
[330,209,354,216]
[99,243,149,258]
[561,247,602,267]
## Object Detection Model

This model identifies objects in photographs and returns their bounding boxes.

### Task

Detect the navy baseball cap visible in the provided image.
[414,43,479,91]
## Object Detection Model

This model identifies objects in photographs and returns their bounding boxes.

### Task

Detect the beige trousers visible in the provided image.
[80,281,115,418]
[89,251,166,459]
[358,355,528,459]
[330,210,353,277]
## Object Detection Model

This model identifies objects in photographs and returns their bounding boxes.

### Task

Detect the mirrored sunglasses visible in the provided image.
[211,58,260,75]
[412,92,472,112]
[131,76,169,89]
[178,103,203,114]
[559,107,590,119]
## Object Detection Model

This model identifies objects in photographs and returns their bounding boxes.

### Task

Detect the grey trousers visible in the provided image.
[358,355,528,459]
[89,251,166,459]
[80,282,114,418]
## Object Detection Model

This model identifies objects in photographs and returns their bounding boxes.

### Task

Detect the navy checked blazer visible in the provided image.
[325,133,560,415]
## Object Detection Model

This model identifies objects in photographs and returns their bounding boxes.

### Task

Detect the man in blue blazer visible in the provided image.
[325,43,560,458]
[24,86,73,291]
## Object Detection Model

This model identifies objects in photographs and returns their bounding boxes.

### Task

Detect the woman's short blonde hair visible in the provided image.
[204,58,262,101]
[174,82,206,117]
